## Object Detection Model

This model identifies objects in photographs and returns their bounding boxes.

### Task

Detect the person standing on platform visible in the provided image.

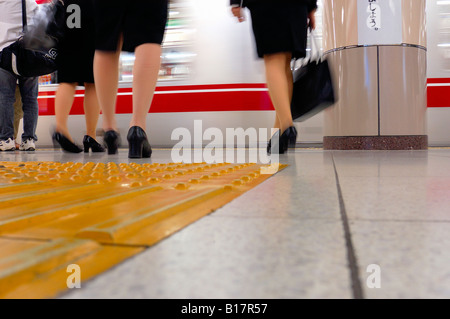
[52,0,105,153]
[0,0,39,152]
[93,0,168,158]
[230,0,317,154]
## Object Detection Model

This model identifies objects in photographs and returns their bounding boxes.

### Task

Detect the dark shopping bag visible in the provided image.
[290,31,336,122]
[0,39,58,77]
[0,0,64,77]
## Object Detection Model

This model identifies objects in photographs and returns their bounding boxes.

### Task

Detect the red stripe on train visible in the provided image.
[37,81,450,116]
[427,79,450,108]
[427,78,450,84]
[38,84,274,116]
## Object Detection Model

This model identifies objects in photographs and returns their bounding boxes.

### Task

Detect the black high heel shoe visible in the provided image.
[103,130,120,155]
[52,132,83,153]
[267,126,297,155]
[83,135,105,153]
[284,126,298,149]
[267,130,280,155]
[127,126,152,159]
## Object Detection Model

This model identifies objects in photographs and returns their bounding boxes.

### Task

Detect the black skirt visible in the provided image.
[57,0,96,85]
[247,2,309,59]
[93,0,168,53]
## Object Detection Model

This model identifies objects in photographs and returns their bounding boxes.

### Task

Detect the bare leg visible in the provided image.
[130,43,162,130]
[272,117,281,132]
[83,82,100,138]
[286,54,294,105]
[93,39,122,132]
[264,52,294,133]
[54,82,77,141]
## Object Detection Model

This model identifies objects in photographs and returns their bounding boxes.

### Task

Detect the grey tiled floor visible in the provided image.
[2,148,449,299]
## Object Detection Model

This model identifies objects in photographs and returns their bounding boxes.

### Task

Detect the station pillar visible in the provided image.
[322,0,428,150]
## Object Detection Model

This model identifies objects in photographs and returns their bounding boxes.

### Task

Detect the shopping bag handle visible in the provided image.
[290,29,322,71]
[309,29,322,62]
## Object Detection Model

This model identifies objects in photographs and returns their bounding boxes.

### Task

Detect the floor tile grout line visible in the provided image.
[350,218,450,224]
[331,154,365,299]
[209,215,342,221]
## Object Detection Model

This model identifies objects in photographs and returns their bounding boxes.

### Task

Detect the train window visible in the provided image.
[119,0,196,84]
[438,0,450,70]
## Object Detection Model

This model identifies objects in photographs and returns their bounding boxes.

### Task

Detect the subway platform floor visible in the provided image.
[1,147,450,299]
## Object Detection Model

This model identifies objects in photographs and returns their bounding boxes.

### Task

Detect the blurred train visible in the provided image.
[31,0,450,147]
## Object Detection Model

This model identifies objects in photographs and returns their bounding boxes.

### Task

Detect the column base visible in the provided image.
[323,136,428,150]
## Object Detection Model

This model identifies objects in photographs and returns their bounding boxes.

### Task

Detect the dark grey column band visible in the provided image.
[324,44,427,56]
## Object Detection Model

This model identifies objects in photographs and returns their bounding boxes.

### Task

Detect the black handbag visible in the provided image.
[290,31,336,122]
[0,0,64,77]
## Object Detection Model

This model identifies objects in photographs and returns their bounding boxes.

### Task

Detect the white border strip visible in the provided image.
[427,83,450,87]
[153,88,268,94]
[37,88,269,99]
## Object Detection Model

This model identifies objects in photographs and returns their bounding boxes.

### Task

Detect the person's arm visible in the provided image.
[230,0,245,23]
[308,9,316,30]
[307,1,318,30]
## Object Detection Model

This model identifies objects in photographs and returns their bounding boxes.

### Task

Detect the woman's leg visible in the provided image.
[264,52,294,133]
[54,82,77,141]
[286,54,294,106]
[130,43,162,130]
[83,82,100,138]
[93,38,122,132]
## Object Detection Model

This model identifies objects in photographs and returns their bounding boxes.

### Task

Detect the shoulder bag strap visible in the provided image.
[21,0,28,33]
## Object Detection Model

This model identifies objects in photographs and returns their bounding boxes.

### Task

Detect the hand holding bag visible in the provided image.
[290,30,336,122]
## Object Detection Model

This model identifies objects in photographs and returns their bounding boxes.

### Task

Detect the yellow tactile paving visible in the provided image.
[0,238,142,299]
[0,238,98,295]
[0,161,286,298]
